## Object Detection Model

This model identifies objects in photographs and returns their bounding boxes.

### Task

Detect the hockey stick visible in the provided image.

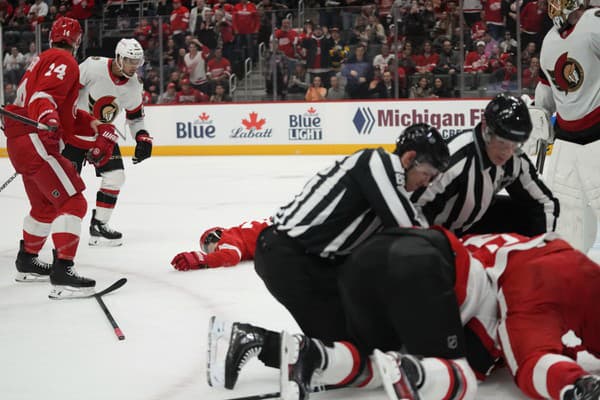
[0,172,18,193]
[0,105,56,131]
[224,384,341,400]
[92,278,127,340]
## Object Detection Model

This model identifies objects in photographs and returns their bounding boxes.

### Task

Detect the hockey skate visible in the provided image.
[562,375,600,400]
[49,253,96,299]
[280,331,326,400]
[373,349,423,400]
[207,316,266,389]
[89,209,123,247]
[15,240,52,282]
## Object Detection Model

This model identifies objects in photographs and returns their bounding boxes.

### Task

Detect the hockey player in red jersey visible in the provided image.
[535,0,600,252]
[2,17,118,299]
[170,219,271,270]
[62,38,153,247]
[463,232,600,400]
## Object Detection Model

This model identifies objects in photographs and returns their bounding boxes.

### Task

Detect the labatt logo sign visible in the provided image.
[288,107,322,140]
[231,112,272,138]
[176,112,216,139]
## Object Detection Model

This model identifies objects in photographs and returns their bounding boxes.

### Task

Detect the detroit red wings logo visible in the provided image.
[89,94,119,123]
[549,52,584,93]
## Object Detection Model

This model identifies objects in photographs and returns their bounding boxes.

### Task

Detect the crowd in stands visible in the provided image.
[2,0,552,104]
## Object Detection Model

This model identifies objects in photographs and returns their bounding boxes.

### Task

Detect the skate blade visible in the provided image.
[15,272,50,282]
[48,285,96,299]
[280,331,301,400]
[89,236,123,247]
[207,316,232,387]
[373,349,402,400]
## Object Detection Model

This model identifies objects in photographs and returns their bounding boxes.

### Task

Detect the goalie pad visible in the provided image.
[524,106,553,173]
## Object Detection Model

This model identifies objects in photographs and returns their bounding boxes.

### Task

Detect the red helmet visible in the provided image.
[49,17,82,49]
[200,227,224,252]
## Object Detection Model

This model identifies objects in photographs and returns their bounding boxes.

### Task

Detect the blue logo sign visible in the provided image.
[353,107,375,134]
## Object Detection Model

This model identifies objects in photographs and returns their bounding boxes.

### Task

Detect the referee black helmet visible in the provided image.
[484,93,533,143]
[394,123,450,171]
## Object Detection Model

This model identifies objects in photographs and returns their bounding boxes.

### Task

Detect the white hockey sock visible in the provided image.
[418,357,477,400]
[94,206,114,224]
[318,341,361,386]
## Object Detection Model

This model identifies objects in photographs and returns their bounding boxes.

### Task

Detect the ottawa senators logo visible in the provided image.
[88,95,119,123]
[548,52,584,93]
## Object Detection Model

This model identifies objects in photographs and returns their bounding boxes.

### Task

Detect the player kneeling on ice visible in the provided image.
[170,219,271,270]
[2,17,119,299]
[207,227,498,400]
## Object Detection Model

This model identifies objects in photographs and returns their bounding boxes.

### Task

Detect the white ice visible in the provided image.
[1,155,598,400]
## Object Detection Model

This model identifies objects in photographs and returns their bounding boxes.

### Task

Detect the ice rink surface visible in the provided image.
[1,155,598,400]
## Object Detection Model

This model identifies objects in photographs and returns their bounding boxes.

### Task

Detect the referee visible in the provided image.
[413,93,559,237]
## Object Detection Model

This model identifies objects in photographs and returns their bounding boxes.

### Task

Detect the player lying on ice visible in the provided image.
[208,227,600,400]
[170,219,271,270]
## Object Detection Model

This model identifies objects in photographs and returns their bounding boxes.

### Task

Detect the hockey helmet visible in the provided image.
[548,0,585,31]
[115,38,145,78]
[200,227,224,252]
[484,93,532,144]
[394,123,450,171]
[49,17,82,51]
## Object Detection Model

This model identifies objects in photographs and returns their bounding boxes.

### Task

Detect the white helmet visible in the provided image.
[548,0,585,30]
[115,38,145,78]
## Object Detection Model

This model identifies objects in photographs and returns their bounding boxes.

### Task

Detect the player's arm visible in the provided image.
[534,69,556,115]
[170,244,242,270]
[124,82,153,164]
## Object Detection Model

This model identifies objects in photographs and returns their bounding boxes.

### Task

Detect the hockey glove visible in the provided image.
[171,251,208,271]
[87,124,118,168]
[133,130,153,164]
[37,109,60,143]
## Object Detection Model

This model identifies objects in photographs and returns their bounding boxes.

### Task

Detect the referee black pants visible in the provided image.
[254,226,351,343]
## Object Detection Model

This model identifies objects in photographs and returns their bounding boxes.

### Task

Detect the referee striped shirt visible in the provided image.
[412,127,559,235]
[274,148,428,258]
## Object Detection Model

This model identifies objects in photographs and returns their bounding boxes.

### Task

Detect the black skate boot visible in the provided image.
[15,240,52,282]
[223,321,267,389]
[49,251,96,299]
[373,349,424,400]
[89,209,123,246]
[562,375,600,400]
[280,331,327,400]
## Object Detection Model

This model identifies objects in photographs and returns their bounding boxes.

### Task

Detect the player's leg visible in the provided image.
[90,143,125,246]
[544,139,587,251]
[574,140,600,253]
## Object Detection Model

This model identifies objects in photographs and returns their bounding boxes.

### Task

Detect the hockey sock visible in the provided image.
[318,341,362,386]
[95,189,119,223]
[418,357,477,400]
[23,214,52,254]
[52,214,82,260]
[257,329,282,368]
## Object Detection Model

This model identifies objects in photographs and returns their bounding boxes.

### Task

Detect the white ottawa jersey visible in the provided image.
[537,8,600,132]
[77,56,146,139]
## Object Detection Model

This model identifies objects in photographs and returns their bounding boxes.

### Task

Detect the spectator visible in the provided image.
[413,40,439,75]
[470,10,487,42]
[342,44,373,99]
[157,82,178,104]
[212,0,234,17]
[499,30,518,54]
[372,43,394,74]
[287,62,310,95]
[273,18,298,71]
[520,0,547,50]
[305,75,327,101]
[22,42,37,68]
[521,41,537,67]
[232,0,260,62]
[171,0,191,50]
[483,0,506,40]
[210,83,232,102]
[264,49,288,99]
[5,4,34,47]
[207,47,232,94]
[67,0,95,20]
[215,11,235,62]
[29,0,48,21]
[433,39,459,87]
[300,24,334,86]
[326,74,347,100]
[328,27,349,73]
[3,46,26,85]
[184,39,211,93]
[463,0,483,26]
[522,56,541,93]
[409,76,434,98]
[256,0,289,29]
[3,82,17,104]
[490,56,518,91]
[144,38,161,68]
[0,0,13,26]
[155,0,173,16]
[432,76,452,98]
[134,18,153,48]
[404,2,427,48]
[369,69,397,99]
[189,0,211,36]
[197,9,219,50]
[365,14,387,44]
[175,78,209,104]
[464,40,489,88]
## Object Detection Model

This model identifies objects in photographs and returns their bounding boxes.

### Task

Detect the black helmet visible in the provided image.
[484,93,532,143]
[394,123,450,171]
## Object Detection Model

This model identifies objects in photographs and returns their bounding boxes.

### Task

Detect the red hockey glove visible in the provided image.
[133,130,153,164]
[170,251,208,271]
[37,109,60,142]
[87,124,119,167]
